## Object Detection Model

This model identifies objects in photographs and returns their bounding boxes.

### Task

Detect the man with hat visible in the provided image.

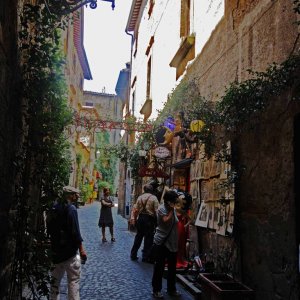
[48,186,87,300]
[130,184,159,262]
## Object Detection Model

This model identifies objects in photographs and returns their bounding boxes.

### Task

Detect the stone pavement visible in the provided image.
[59,200,195,300]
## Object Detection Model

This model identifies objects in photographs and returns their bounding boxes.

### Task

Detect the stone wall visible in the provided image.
[187,0,298,100]
[185,0,300,298]
[236,85,300,299]
[0,0,24,296]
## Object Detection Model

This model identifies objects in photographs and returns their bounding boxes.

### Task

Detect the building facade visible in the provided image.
[81,91,124,198]
[126,0,300,298]
[0,1,92,296]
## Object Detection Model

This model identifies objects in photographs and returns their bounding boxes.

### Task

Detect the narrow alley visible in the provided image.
[59,200,194,300]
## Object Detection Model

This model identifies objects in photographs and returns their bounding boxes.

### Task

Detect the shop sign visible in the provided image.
[190,120,205,132]
[153,146,171,158]
[138,166,169,178]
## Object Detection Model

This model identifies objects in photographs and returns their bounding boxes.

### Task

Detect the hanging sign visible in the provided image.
[190,120,205,132]
[163,116,175,132]
[154,146,171,158]
[138,165,169,178]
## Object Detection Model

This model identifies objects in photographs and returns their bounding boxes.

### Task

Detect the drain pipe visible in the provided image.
[123,28,134,218]
[125,28,134,116]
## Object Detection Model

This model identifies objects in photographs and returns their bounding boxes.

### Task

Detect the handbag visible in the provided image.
[149,212,175,261]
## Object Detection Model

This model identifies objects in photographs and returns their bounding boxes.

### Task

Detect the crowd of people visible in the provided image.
[47,182,191,299]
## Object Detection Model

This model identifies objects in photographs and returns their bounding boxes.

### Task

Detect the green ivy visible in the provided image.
[9,3,72,299]
[156,53,300,156]
[80,183,93,203]
[95,132,118,192]
[217,55,300,131]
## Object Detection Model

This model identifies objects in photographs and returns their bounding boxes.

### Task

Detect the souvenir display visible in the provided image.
[194,141,234,235]
[195,201,209,228]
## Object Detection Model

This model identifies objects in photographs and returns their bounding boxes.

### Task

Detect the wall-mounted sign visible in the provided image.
[154,146,171,158]
[190,120,205,132]
[138,165,169,178]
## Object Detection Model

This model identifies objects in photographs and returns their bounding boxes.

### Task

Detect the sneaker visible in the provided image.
[152,291,164,298]
[167,290,181,297]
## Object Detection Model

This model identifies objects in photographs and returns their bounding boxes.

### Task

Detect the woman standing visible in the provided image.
[98,187,115,242]
[151,190,181,298]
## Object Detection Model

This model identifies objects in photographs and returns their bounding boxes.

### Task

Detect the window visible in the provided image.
[148,0,155,18]
[85,102,93,107]
[145,36,154,56]
[131,91,135,116]
[180,0,191,38]
[79,77,83,90]
[134,31,139,58]
[73,53,76,70]
[146,56,152,100]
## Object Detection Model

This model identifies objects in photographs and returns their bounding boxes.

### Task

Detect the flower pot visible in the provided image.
[199,273,255,300]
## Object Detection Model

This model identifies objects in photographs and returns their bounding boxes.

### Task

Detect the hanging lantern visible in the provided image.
[190,120,205,132]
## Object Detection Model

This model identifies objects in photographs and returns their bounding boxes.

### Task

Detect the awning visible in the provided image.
[169,158,193,169]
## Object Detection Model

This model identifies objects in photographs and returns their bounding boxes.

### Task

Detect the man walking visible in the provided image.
[47,186,87,300]
[130,184,159,262]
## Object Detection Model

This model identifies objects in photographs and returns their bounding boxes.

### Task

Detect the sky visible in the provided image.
[83,0,132,94]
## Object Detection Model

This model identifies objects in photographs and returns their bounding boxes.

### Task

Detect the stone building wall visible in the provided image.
[184,0,300,299]
[187,0,298,100]
[0,0,24,296]
[236,85,300,299]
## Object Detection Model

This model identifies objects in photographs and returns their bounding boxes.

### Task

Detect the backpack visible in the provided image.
[46,204,69,249]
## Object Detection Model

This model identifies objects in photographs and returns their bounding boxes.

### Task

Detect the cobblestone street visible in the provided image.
[60,200,194,300]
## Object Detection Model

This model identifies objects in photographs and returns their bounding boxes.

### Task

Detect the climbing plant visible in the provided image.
[156,52,300,156]
[9,3,72,299]
[100,127,157,180]
[95,131,119,193]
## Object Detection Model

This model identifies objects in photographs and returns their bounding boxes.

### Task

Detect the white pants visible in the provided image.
[51,255,81,300]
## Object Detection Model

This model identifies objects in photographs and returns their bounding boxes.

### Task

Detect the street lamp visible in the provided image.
[96,149,101,158]
[45,0,115,15]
